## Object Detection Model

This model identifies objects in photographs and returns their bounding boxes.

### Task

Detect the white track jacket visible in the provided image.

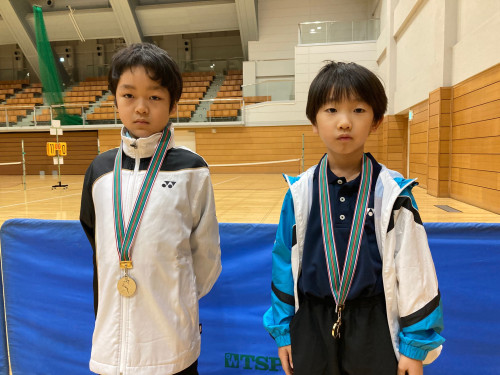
[80,127,221,375]
[263,161,444,364]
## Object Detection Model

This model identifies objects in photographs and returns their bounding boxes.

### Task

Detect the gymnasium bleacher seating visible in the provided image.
[204,70,271,121]
[0,71,272,126]
[176,71,215,121]
[86,94,118,124]
[0,80,41,126]
[85,71,216,123]
[36,77,107,124]
[207,70,242,120]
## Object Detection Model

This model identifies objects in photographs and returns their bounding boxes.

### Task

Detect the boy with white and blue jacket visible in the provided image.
[263,61,444,375]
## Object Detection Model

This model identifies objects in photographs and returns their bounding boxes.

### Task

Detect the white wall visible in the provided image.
[157,35,184,63]
[29,33,243,83]
[245,42,378,126]
[377,0,500,114]
[244,0,376,113]
[51,39,121,82]
[452,0,500,85]
[0,44,25,81]
[392,0,443,112]
[191,35,243,61]
[249,0,373,61]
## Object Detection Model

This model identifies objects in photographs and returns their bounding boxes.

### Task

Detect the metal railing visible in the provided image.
[0,98,252,128]
[179,57,244,74]
[242,79,295,101]
[299,19,380,44]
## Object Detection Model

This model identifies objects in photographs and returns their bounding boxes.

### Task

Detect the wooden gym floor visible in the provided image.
[0,174,498,230]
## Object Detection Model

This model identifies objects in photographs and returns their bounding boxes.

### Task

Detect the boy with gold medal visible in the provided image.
[263,61,444,375]
[80,43,221,375]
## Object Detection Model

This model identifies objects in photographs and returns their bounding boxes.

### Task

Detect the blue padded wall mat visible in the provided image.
[0,219,499,374]
[0,228,9,375]
[0,219,95,375]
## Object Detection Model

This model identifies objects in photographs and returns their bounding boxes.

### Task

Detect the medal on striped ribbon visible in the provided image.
[318,153,372,338]
[113,126,172,297]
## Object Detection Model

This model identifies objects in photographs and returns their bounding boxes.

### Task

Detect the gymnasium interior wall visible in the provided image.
[96,126,380,175]
[377,0,500,115]
[3,60,497,214]
[0,32,244,82]
[0,0,498,215]
[449,64,500,214]
[248,0,374,61]
[0,130,98,175]
[244,41,378,126]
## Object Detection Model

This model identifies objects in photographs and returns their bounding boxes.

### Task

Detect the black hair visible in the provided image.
[306,61,387,125]
[108,43,182,112]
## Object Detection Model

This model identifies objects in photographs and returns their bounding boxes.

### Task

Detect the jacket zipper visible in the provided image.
[118,149,141,375]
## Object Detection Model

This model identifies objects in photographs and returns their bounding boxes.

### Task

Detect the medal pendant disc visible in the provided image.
[332,322,339,338]
[117,275,137,297]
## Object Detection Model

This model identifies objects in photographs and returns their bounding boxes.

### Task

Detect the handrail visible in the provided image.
[0,95,281,128]
[298,19,380,44]
[241,78,294,88]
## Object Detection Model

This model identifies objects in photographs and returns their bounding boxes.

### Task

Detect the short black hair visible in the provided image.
[108,43,182,112]
[306,61,387,125]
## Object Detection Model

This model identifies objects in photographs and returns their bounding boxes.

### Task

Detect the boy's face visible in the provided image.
[312,97,381,159]
[115,66,173,138]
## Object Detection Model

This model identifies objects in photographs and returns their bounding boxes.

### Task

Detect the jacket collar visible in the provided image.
[120,125,175,159]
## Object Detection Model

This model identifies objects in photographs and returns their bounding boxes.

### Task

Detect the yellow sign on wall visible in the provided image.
[46,142,67,156]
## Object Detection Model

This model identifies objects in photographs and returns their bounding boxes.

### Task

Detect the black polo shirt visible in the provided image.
[298,153,383,301]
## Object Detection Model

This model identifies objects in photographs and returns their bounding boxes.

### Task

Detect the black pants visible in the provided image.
[290,293,398,375]
[174,360,198,375]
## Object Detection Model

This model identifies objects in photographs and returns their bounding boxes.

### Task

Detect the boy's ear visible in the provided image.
[371,116,384,132]
[312,122,318,134]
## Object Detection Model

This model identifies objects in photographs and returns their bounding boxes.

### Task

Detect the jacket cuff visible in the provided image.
[275,333,291,347]
[399,342,428,361]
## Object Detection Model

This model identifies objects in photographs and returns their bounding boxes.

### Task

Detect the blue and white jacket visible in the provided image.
[263,162,445,364]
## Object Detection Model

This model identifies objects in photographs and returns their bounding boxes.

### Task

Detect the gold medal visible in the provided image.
[117,275,137,297]
[332,305,343,338]
[113,127,172,299]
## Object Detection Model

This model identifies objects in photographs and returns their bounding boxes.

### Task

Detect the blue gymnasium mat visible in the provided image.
[0,219,94,375]
[0,240,9,375]
[0,219,499,374]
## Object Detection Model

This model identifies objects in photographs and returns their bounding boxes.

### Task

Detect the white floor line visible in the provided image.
[213,176,241,186]
[0,193,81,209]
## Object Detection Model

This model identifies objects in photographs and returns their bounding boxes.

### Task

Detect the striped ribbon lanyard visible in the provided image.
[318,153,372,338]
[113,126,172,271]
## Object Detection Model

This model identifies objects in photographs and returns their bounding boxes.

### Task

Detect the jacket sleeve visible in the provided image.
[80,162,95,251]
[190,169,221,299]
[263,189,296,347]
[79,162,99,316]
[393,186,445,363]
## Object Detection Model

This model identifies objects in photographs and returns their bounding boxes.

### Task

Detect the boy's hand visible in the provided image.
[278,345,293,375]
[398,354,423,375]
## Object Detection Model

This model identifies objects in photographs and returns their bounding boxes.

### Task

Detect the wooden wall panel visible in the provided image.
[0,131,98,175]
[1,125,382,176]
[378,117,389,166]
[98,129,121,153]
[409,100,429,188]
[450,181,500,214]
[453,65,500,98]
[427,87,451,197]
[196,125,381,174]
[450,63,500,214]
[453,118,500,140]
[382,115,407,176]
